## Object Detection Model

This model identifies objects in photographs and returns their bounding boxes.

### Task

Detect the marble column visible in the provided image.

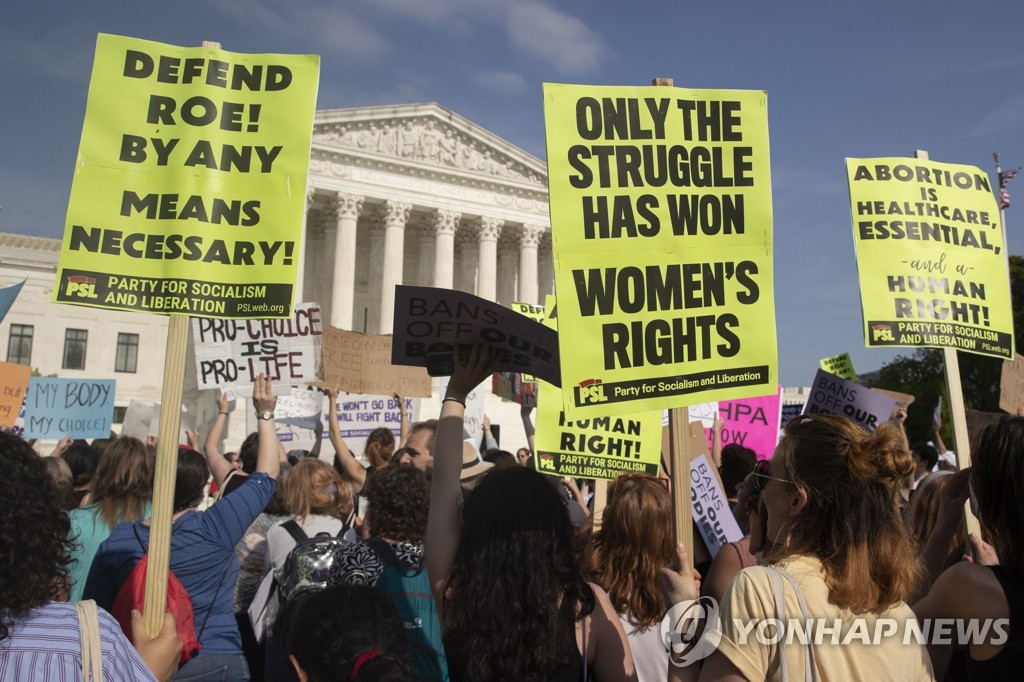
[517,224,543,305]
[456,227,479,295]
[368,213,384,333]
[414,217,435,288]
[295,187,315,304]
[379,200,411,334]
[330,193,363,329]
[476,216,503,302]
[539,232,555,302]
[497,235,518,306]
[432,209,460,290]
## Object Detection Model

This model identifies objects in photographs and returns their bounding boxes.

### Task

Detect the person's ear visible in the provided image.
[290,654,309,682]
[788,485,808,519]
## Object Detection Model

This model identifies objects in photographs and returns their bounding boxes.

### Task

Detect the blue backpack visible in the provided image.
[364,538,450,682]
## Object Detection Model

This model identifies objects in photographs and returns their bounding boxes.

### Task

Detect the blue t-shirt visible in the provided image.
[68,501,153,602]
[84,472,276,655]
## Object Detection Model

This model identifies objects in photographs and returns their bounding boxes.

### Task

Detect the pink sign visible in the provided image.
[705,386,782,460]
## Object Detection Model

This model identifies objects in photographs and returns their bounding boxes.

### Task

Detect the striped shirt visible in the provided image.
[0,601,155,681]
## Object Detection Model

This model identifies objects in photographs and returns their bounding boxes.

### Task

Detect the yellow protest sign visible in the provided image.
[54,34,319,318]
[847,158,1013,359]
[544,83,776,417]
[819,352,857,381]
[534,379,662,480]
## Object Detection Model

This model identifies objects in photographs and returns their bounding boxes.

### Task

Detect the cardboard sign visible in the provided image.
[0,280,25,323]
[705,387,783,459]
[847,157,1014,359]
[966,409,1003,446]
[24,378,116,439]
[873,388,916,411]
[803,369,897,431]
[391,285,560,386]
[544,83,777,418]
[1000,353,1024,414]
[690,454,744,558]
[192,302,323,388]
[148,404,196,444]
[0,362,32,428]
[320,328,431,397]
[535,379,662,480]
[273,387,323,430]
[819,353,857,382]
[53,34,319,318]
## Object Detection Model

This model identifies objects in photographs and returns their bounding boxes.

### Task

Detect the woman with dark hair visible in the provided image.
[426,346,636,681]
[915,415,1024,678]
[68,436,154,601]
[587,476,674,681]
[283,584,410,682]
[86,375,281,681]
[62,440,100,506]
[0,431,179,681]
[662,414,932,681]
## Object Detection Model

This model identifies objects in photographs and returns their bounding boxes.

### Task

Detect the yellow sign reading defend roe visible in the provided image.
[543,83,777,418]
[54,34,319,318]
[847,158,1014,359]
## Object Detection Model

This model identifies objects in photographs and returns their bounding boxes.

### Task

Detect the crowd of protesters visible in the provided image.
[1,345,1022,682]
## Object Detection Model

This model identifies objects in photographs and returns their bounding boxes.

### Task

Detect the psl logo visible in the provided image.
[871,324,894,342]
[66,276,98,299]
[576,378,608,405]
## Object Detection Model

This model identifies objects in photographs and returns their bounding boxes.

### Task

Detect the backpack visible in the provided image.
[364,538,450,682]
[110,523,229,666]
[250,518,352,642]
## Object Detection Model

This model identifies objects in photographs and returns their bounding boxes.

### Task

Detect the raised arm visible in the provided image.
[204,392,234,486]
[482,414,498,451]
[252,375,280,480]
[426,345,500,609]
[327,386,367,492]
[520,401,535,454]
[395,392,410,444]
[933,416,948,456]
[711,414,724,469]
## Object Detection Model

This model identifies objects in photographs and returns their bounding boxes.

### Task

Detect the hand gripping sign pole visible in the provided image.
[652,76,695,565]
[915,149,980,538]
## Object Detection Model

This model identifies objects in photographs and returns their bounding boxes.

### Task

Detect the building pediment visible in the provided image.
[311,103,547,193]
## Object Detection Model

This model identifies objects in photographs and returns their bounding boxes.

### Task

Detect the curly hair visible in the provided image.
[587,476,674,628]
[0,432,75,642]
[362,465,428,544]
[285,458,353,521]
[443,466,594,680]
[363,427,396,470]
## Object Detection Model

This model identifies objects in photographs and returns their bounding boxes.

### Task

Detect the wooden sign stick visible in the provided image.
[914,149,980,538]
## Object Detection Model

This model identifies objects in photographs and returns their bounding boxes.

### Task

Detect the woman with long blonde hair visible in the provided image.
[67,436,153,601]
[587,476,674,681]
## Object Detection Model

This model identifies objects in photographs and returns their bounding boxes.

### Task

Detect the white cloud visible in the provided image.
[969,92,1024,136]
[473,69,528,95]
[211,0,390,59]
[505,1,608,75]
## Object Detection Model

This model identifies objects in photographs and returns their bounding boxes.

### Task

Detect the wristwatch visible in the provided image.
[257,411,274,421]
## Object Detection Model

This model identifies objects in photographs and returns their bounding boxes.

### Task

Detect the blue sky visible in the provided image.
[2,1,1022,387]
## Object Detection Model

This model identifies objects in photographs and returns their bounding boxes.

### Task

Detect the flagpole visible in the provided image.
[995,153,1009,255]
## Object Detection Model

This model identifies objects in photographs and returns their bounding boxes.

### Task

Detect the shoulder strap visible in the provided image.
[216,469,239,500]
[76,600,104,682]
[767,566,819,682]
[282,519,308,544]
[364,538,400,568]
[132,522,148,553]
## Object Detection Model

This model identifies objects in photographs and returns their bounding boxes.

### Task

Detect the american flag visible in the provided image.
[999,167,1021,209]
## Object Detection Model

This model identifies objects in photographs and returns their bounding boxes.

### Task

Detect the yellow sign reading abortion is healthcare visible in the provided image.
[848,158,1013,359]
[55,34,319,318]
[544,83,776,418]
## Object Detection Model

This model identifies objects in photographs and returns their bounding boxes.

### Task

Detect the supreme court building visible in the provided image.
[301,102,554,333]
[0,103,553,451]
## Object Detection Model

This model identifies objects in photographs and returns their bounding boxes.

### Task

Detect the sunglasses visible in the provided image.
[750,459,789,495]
[618,475,670,491]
